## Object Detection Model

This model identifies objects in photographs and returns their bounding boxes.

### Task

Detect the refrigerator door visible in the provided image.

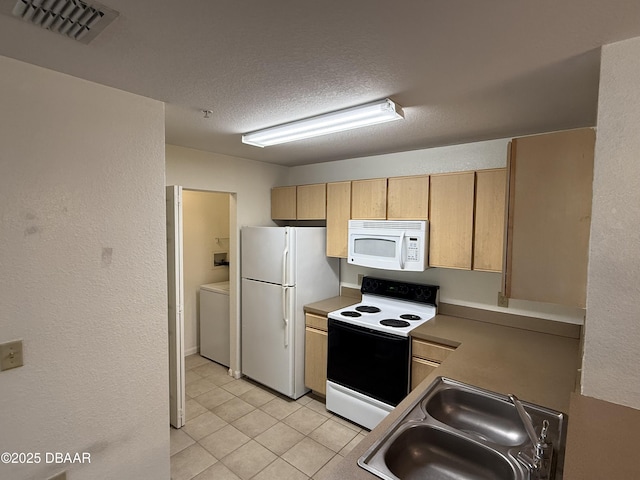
[241,277,295,397]
[241,226,295,286]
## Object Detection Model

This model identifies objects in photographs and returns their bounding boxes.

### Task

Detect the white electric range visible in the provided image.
[326,277,439,430]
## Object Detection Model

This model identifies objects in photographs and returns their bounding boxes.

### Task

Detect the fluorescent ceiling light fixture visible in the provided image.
[242,98,404,148]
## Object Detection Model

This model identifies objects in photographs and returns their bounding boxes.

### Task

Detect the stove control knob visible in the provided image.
[362,278,377,292]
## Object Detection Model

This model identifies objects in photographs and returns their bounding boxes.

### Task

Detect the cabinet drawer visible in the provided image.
[305,313,328,332]
[411,357,440,391]
[412,338,455,363]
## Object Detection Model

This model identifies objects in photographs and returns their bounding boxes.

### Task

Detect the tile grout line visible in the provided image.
[172,354,364,480]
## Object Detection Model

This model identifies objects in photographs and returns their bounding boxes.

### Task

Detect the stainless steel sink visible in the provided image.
[384,425,520,480]
[425,387,532,447]
[358,377,567,480]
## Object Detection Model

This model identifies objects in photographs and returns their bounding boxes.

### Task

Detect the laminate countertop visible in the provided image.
[306,296,640,480]
[304,295,360,317]
[323,311,581,480]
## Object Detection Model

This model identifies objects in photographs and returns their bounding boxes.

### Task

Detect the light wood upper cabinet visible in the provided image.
[351,178,387,220]
[271,184,326,220]
[504,128,595,308]
[429,172,475,269]
[326,181,351,258]
[297,183,326,220]
[474,169,507,272]
[387,175,429,220]
[271,186,297,220]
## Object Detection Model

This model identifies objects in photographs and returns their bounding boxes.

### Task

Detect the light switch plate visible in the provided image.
[0,340,23,371]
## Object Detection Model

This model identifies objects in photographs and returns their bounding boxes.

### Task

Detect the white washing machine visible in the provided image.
[199,281,230,367]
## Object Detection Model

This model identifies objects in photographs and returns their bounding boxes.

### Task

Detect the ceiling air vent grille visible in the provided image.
[1,0,119,44]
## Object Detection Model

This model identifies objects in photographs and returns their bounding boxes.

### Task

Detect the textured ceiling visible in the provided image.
[1,1,640,166]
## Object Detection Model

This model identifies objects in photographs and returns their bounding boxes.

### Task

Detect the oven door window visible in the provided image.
[353,237,397,257]
[327,319,410,406]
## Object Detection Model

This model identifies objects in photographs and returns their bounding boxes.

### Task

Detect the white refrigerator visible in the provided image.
[241,226,339,399]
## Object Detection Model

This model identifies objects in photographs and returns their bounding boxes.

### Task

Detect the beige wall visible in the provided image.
[289,139,586,324]
[0,56,168,479]
[183,190,230,355]
[166,145,288,376]
[582,36,640,409]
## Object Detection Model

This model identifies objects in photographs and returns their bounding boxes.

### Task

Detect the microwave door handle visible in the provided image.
[399,231,406,269]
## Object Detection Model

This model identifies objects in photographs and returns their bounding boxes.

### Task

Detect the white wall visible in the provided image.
[582,36,640,409]
[166,145,288,376]
[183,190,230,355]
[289,140,586,324]
[0,56,168,480]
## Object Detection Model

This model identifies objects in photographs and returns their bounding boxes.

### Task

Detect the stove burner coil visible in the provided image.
[355,305,382,313]
[380,319,411,328]
[341,311,361,317]
[400,314,422,321]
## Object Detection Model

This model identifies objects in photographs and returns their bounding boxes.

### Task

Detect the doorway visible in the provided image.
[182,190,231,357]
[167,186,236,428]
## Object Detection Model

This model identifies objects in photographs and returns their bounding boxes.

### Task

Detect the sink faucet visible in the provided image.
[508,394,554,479]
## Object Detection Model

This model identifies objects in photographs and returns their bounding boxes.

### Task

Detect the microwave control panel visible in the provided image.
[407,237,420,261]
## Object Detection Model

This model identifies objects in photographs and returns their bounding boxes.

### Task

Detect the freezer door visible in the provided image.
[241,227,295,285]
[241,278,295,396]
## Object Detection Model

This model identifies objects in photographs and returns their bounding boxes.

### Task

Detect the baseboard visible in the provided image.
[185,346,199,356]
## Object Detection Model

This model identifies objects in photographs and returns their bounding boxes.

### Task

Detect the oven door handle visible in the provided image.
[399,230,406,270]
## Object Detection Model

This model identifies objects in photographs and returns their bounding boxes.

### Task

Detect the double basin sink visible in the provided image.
[358,377,567,480]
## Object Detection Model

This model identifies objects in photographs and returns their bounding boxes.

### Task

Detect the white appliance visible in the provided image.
[200,281,230,367]
[241,226,339,399]
[347,220,429,271]
[326,277,439,430]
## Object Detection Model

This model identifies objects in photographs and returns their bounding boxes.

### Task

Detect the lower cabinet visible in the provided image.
[304,313,328,395]
[410,338,456,390]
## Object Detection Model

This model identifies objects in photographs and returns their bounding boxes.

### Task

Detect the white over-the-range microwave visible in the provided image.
[347,220,428,271]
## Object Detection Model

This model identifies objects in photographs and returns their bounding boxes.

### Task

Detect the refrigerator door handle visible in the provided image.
[282,246,289,286]
[282,286,289,347]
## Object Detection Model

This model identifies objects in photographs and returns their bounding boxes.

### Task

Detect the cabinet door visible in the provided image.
[505,128,595,308]
[387,175,429,220]
[474,169,507,272]
[410,357,439,391]
[326,181,351,258]
[271,186,297,220]
[351,178,387,219]
[304,326,328,395]
[297,183,326,220]
[429,172,475,269]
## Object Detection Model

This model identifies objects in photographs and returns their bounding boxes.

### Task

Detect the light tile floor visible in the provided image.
[170,354,367,480]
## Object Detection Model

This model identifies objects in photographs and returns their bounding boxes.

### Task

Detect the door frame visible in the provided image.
[167,185,185,428]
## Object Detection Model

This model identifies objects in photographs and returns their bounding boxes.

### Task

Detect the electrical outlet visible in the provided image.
[0,340,23,371]
[357,274,364,286]
[497,292,509,308]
